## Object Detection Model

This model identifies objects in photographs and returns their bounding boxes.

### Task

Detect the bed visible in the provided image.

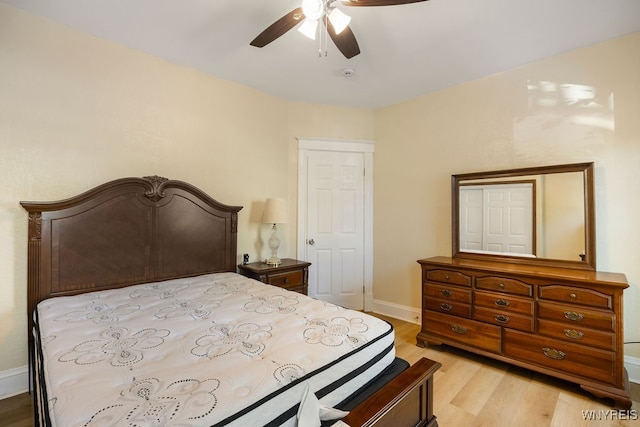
[21,175,440,427]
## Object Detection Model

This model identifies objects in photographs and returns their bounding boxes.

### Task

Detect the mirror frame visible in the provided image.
[452,162,596,271]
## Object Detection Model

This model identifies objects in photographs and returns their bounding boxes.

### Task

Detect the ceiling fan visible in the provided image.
[250,0,429,59]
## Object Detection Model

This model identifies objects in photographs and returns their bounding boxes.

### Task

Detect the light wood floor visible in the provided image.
[1,315,638,426]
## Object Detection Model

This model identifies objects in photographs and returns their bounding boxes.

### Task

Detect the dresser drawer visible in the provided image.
[423,310,501,353]
[503,329,615,385]
[476,276,532,296]
[238,259,310,295]
[538,301,614,332]
[267,270,304,289]
[425,297,472,317]
[538,285,612,309]
[537,318,615,351]
[425,269,472,287]
[474,290,533,316]
[473,306,534,332]
[424,283,471,304]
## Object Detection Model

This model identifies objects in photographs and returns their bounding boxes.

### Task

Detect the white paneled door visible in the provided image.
[459,183,534,255]
[484,184,533,254]
[297,139,374,311]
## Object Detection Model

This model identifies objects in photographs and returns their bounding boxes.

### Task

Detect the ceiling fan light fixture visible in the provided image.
[298,18,319,40]
[328,8,351,34]
[301,0,324,21]
[252,0,432,58]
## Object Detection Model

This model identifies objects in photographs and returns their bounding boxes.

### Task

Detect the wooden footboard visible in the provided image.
[342,357,441,427]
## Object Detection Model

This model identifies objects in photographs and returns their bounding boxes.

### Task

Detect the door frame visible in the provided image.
[296,137,374,311]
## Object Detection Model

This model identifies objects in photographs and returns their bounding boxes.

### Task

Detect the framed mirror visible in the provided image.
[452,162,595,271]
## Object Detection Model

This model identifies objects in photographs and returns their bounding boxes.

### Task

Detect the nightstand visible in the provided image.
[237,258,311,295]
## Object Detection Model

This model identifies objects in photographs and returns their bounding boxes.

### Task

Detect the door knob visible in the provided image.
[308,238,315,245]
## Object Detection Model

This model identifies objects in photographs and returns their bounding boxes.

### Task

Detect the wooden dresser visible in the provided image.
[417,256,631,409]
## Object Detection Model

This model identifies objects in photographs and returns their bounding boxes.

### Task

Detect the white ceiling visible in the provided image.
[3,0,639,109]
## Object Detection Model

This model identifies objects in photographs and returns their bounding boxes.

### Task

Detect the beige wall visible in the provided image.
[0,5,374,373]
[373,32,640,357]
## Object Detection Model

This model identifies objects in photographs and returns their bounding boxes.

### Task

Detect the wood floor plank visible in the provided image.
[434,357,482,407]
[435,401,478,426]
[473,372,533,426]
[450,361,506,415]
[513,378,561,426]
[0,393,32,427]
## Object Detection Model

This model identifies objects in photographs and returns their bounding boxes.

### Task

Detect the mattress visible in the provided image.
[34,272,395,426]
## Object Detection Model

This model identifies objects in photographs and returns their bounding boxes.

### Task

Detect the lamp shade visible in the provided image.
[263,198,288,224]
[298,18,318,40]
[328,8,351,35]
[301,0,323,21]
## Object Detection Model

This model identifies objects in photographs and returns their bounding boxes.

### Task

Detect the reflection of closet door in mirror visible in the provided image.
[460,182,534,256]
[459,187,483,251]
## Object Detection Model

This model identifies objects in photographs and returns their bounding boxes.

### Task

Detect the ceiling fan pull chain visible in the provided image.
[316,10,322,57]
[323,13,329,56]
[319,14,323,56]
[322,1,327,56]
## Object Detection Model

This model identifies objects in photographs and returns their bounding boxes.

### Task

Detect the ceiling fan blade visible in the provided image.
[341,0,428,6]
[250,8,305,47]
[325,20,361,59]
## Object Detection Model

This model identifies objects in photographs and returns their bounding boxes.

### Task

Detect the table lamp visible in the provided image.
[263,198,288,266]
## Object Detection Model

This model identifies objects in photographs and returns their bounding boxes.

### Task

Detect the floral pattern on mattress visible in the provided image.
[36,272,394,427]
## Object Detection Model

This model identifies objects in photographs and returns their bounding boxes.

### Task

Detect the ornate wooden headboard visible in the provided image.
[21,175,242,353]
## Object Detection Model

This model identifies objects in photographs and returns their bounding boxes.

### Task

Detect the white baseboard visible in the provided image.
[0,365,29,400]
[372,299,420,325]
[625,355,640,385]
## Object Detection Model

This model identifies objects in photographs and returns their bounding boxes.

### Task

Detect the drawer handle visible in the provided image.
[440,289,453,297]
[283,277,289,284]
[445,275,451,281]
[499,283,505,289]
[495,299,510,307]
[543,347,566,360]
[564,311,584,322]
[569,293,577,299]
[451,324,467,335]
[495,314,510,324]
[440,303,453,312]
[564,329,584,340]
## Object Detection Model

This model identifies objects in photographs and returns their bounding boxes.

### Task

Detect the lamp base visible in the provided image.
[266,223,282,267]
[266,256,282,266]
